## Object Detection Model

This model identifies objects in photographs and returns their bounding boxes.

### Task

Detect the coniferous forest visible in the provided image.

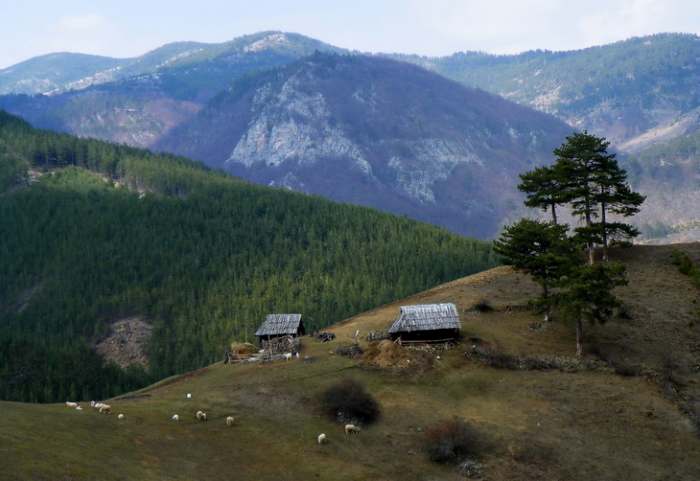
[0,111,497,402]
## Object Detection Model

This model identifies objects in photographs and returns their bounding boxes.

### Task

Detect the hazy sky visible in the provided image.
[2,0,700,68]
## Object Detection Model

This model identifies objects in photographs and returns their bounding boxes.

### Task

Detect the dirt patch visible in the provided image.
[95,317,152,369]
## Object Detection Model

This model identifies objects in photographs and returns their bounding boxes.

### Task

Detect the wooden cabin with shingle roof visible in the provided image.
[255,314,305,343]
[388,303,460,342]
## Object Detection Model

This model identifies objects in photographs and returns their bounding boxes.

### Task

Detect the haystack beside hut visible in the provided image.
[388,303,460,343]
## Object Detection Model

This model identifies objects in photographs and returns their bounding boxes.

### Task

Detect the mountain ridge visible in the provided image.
[156,52,572,238]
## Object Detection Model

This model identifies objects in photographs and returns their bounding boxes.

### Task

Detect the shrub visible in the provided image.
[671,250,694,276]
[319,379,380,424]
[424,418,479,463]
[471,299,494,313]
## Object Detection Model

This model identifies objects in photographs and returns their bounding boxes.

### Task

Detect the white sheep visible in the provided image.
[345,424,361,435]
[117,413,125,420]
[75,406,83,411]
[283,352,292,361]
[90,400,96,407]
[65,401,78,408]
[186,393,192,399]
[98,404,112,414]
[195,410,207,422]
[225,416,235,427]
[93,402,106,410]
[317,433,328,444]
[171,414,180,422]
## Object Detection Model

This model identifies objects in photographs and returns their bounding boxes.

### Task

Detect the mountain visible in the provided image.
[623,130,700,241]
[393,33,700,150]
[2,243,699,480]
[4,33,700,240]
[0,53,125,95]
[0,32,342,147]
[0,32,342,96]
[156,53,572,238]
[0,110,496,402]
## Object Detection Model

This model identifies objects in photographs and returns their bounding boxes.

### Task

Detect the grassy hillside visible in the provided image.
[2,244,698,481]
[0,111,497,403]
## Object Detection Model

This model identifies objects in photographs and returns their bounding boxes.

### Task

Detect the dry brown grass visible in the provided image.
[2,244,700,481]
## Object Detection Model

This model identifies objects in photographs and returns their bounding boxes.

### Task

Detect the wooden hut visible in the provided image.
[255,314,305,343]
[388,303,460,343]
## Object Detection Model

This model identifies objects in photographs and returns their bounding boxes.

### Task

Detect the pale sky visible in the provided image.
[2,0,700,68]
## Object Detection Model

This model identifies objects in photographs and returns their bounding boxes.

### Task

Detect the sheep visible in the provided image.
[171,414,180,422]
[186,393,192,399]
[283,352,292,361]
[75,406,83,411]
[195,410,207,422]
[117,413,125,420]
[225,416,235,427]
[65,401,78,408]
[98,404,112,414]
[317,433,328,445]
[90,400,96,407]
[93,402,106,410]
[345,424,361,435]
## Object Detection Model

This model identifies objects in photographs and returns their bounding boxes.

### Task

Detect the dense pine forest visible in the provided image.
[0,111,497,402]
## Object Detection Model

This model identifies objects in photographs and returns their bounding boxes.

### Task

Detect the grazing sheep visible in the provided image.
[283,352,292,361]
[98,404,112,414]
[75,406,83,411]
[65,401,78,408]
[345,424,361,435]
[171,414,180,422]
[225,416,235,427]
[117,413,125,420]
[195,410,207,422]
[317,433,328,445]
[93,402,106,410]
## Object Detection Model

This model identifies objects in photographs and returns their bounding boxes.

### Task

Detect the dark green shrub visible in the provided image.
[319,379,380,424]
[471,299,494,313]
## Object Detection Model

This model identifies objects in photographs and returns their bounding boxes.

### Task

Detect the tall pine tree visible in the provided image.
[559,262,627,356]
[591,155,645,260]
[494,219,579,322]
[518,165,568,224]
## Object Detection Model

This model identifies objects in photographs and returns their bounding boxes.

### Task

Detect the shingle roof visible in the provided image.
[388,303,460,334]
[255,314,303,336]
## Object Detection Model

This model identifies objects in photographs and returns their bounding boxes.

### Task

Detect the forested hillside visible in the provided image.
[0,111,496,403]
[394,33,700,148]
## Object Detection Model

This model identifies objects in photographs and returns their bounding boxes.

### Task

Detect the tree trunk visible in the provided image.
[585,209,595,265]
[601,198,608,262]
[550,202,558,225]
[575,318,583,357]
[584,180,595,264]
[542,281,550,322]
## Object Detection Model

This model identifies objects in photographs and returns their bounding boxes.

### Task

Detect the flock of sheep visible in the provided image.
[63,395,231,426]
[65,394,361,445]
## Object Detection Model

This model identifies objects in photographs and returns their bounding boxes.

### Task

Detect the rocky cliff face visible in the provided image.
[158,54,571,238]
